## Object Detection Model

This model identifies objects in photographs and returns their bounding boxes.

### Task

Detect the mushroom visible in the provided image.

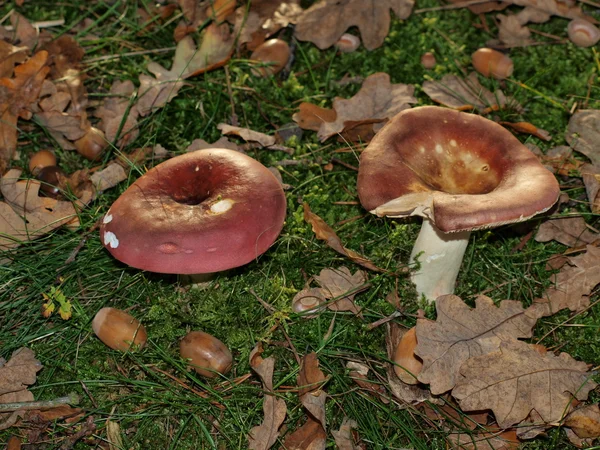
[92,307,147,351]
[393,327,422,384]
[74,127,108,161]
[36,165,66,199]
[99,148,286,279]
[420,52,436,70]
[335,34,361,53]
[29,150,57,175]
[471,48,513,80]
[250,39,290,77]
[180,331,233,378]
[357,106,559,303]
[567,19,600,47]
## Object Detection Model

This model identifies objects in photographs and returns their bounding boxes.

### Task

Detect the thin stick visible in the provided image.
[0,393,79,412]
[4,19,65,30]
[84,47,176,64]
[366,311,403,330]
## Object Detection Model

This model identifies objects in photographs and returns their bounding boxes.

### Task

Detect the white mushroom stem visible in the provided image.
[410,219,471,303]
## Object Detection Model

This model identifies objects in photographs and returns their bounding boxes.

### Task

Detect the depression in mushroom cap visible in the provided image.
[357,106,559,302]
[100,148,287,275]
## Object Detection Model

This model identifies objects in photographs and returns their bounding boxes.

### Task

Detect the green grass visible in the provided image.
[1,0,600,448]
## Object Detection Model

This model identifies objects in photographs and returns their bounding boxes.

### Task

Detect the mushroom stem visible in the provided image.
[410,219,471,303]
[179,272,219,288]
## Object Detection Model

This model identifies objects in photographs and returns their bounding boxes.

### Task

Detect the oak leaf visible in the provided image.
[314,267,369,315]
[0,41,27,78]
[452,339,596,428]
[282,416,326,450]
[292,103,336,132]
[422,72,521,113]
[581,164,600,214]
[566,109,600,166]
[295,0,414,51]
[446,429,520,450]
[331,418,359,450]
[95,80,139,146]
[534,216,598,247]
[317,73,416,142]
[415,295,539,395]
[217,123,276,147]
[536,245,600,315]
[564,404,600,439]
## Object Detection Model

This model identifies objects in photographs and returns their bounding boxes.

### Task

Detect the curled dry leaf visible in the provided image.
[452,339,596,428]
[446,429,520,450]
[509,0,594,21]
[535,245,600,316]
[217,123,276,147]
[295,0,414,50]
[248,344,287,450]
[314,267,369,315]
[95,80,139,146]
[297,352,326,397]
[346,361,389,403]
[581,163,600,213]
[89,164,127,194]
[292,103,336,132]
[500,121,551,141]
[332,417,360,450]
[0,348,43,430]
[422,72,522,113]
[0,41,27,79]
[415,295,539,395]
[282,416,327,450]
[534,216,598,247]
[564,404,600,439]
[317,73,417,142]
[566,109,600,166]
[303,202,385,273]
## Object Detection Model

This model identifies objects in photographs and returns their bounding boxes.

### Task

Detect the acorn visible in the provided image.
[250,39,290,77]
[568,19,600,47]
[180,331,233,378]
[292,288,325,318]
[471,48,513,80]
[36,165,66,199]
[29,150,57,175]
[335,33,361,53]
[92,307,147,352]
[393,327,423,384]
[74,127,108,161]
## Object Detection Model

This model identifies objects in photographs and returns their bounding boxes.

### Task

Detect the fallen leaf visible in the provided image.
[415,295,539,395]
[534,216,598,247]
[95,80,139,146]
[452,339,596,428]
[581,164,600,213]
[282,416,327,450]
[248,344,287,450]
[303,202,385,273]
[447,429,520,450]
[89,164,127,194]
[0,348,43,430]
[106,419,123,450]
[497,13,533,46]
[346,361,389,403]
[536,245,600,315]
[331,418,359,450]
[500,121,551,141]
[9,12,41,51]
[515,409,549,440]
[317,73,416,142]
[564,404,600,439]
[566,109,600,166]
[185,136,241,153]
[297,352,326,397]
[531,145,583,176]
[25,404,83,423]
[0,41,27,78]
[217,123,276,147]
[295,0,414,50]
[422,72,522,113]
[0,51,49,172]
[565,427,595,448]
[509,0,593,21]
[314,267,369,315]
[176,23,234,78]
[292,103,336,132]
[421,402,488,431]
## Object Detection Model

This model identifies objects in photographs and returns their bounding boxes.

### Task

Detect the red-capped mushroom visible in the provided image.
[100,148,286,276]
[357,106,559,303]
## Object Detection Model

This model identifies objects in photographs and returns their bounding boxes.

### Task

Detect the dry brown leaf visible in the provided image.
[0,170,83,252]
[297,353,326,397]
[217,123,276,147]
[248,344,287,450]
[566,109,600,166]
[25,404,83,423]
[0,41,27,78]
[34,111,87,141]
[452,339,596,428]
[9,12,40,51]
[515,409,549,440]
[447,0,508,14]
[422,72,521,113]
[185,136,241,153]
[317,73,416,142]
[313,267,368,315]
[0,51,49,171]
[177,23,234,78]
[536,245,600,315]
[497,14,533,46]
[106,419,123,450]
[292,103,336,132]
[581,163,600,213]
[508,0,593,21]
[89,164,127,194]
[421,402,488,431]
[303,202,385,273]
[500,121,551,141]
[331,418,359,450]
[565,427,595,448]
[295,0,414,50]
[531,145,583,176]
[415,295,539,395]
[447,429,520,450]
[0,348,42,430]
[564,404,600,439]
[346,361,389,403]
[95,80,139,146]
[137,65,186,117]
[534,217,598,247]
[282,416,327,450]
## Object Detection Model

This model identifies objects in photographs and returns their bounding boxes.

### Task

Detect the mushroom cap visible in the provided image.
[100,148,286,274]
[357,106,559,233]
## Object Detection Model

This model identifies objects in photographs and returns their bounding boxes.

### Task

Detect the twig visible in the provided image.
[248,288,276,314]
[366,311,403,330]
[84,47,176,63]
[330,157,358,171]
[4,19,65,30]
[0,393,79,412]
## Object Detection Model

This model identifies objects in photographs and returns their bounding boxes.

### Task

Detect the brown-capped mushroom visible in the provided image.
[180,331,233,378]
[36,165,66,199]
[29,150,57,175]
[250,39,290,77]
[335,34,360,53]
[420,52,436,70]
[393,327,423,384]
[568,19,600,47]
[74,127,108,161]
[357,106,559,303]
[92,307,147,351]
[100,148,286,276]
[471,48,513,80]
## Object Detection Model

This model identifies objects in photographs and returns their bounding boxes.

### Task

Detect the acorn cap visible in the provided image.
[100,148,287,273]
[357,106,559,233]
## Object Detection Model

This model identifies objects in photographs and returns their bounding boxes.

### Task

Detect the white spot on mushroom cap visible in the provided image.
[103,214,113,224]
[104,231,119,249]
[435,144,443,154]
[210,199,234,214]
[450,140,457,147]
